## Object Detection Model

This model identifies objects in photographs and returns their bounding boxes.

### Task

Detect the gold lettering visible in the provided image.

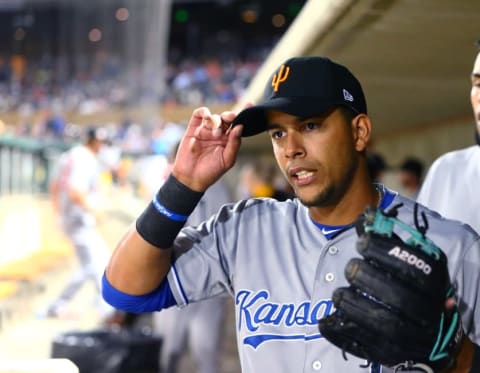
[271,65,290,92]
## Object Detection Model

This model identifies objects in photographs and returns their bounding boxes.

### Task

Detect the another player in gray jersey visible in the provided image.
[103,56,479,372]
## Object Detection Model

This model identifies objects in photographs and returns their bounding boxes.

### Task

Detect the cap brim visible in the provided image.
[232,97,340,137]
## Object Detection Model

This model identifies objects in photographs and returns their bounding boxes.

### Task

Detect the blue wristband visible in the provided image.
[136,174,204,248]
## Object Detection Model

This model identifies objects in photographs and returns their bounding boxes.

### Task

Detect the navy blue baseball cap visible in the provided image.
[232,56,367,137]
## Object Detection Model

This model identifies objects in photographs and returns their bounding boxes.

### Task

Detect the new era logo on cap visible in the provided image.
[233,56,367,137]
[343,89,354,102]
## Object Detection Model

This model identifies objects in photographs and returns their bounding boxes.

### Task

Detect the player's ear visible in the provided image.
[351,114,371,152]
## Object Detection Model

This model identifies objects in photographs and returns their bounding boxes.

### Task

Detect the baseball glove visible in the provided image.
[318,204,464,373]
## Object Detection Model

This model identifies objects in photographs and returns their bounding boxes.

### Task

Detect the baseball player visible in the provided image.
[103,56,479,372]
[45,127,113,318]
[417,48,480,234]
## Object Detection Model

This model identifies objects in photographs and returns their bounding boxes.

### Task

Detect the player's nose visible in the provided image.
[284,132,306,159]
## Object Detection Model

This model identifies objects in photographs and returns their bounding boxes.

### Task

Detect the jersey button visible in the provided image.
[312,360,322,370]
[325,273,335,282]
[328,246,338,255]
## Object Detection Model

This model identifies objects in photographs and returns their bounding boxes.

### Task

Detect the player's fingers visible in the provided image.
[223,124,242,168]
[445,297,456,310]
[201,113,226,138]
[189,111,219,138]
[227,102,253,131]
[219,111,236,133]
[220,111,237,121]
[229,123,243,137]
[444,297,457,319]
[202,113,220,129]
[188,107,212,131]
[192,106,211,121]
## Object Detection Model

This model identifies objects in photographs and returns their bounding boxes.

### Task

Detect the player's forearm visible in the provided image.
[105,224,172,294]
[106,174,204,294]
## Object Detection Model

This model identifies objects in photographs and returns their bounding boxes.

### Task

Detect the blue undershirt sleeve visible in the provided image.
[102,273,177,313]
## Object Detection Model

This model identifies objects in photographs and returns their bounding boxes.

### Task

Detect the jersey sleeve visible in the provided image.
[166,199,250,307]
[102,272,177,312]
[166,219,231,306]
[454,236,480,345]
[186,180,232,227]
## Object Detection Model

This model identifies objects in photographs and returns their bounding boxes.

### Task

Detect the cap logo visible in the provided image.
[271,64,290,92]
[343,89,354,102]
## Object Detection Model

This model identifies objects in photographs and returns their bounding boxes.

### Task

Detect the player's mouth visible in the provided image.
[289,167,316,186]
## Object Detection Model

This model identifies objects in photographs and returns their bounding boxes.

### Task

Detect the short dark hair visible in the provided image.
[338,106,358,124]
[400,158,424,180]
[367,152,387,182]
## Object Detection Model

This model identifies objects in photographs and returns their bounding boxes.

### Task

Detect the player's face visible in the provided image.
[471,52,480,134]
[266,108,366,207]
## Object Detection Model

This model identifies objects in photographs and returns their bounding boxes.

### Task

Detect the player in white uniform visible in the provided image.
[102,57,478,372]
[417,49,480,234]
[45,127,113,317]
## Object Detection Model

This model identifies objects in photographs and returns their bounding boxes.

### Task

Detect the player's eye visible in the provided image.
[269,129,285,139]
[303,121,319,131]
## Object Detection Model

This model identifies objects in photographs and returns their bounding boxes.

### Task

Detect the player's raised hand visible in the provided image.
[172,106,243,191]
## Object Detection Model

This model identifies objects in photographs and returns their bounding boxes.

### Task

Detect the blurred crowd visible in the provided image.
[0,49,264,187]
[0,48,430,206]
[0,50,261,116]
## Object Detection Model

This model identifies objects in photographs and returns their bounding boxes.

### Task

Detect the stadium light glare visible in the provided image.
[88,28,102,42]
[115,7,129,22]
[241,9,257,24]
[272,13,286,28]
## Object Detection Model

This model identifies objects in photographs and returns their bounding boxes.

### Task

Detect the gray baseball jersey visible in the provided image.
[166,184,480,373]
[417,145,480,234]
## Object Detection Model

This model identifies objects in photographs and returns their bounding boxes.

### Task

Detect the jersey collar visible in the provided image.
[312,184,397,240]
